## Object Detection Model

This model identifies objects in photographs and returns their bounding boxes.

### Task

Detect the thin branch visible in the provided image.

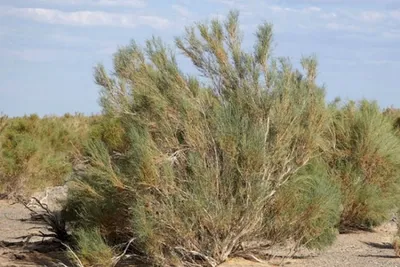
[60,241,85,267]
[174,246,218,267]
[112,237,136,267]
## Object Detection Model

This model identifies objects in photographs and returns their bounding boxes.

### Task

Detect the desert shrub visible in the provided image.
[67,12,333,266]
[88,116,126,153]
[326,100,400,230]
[0,114,91,194]
[266,160,341,249]
[71,228,114,267]
[0,114,7,133]
[383,107,400,132]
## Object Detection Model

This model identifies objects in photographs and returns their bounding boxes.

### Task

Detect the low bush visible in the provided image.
[266,160,341,249]
[71,228,114,267]
[326,100,400,230]
[66,12,336,266]
[1,10,399,267]
[88,116,126,153]
[0,114,91,195]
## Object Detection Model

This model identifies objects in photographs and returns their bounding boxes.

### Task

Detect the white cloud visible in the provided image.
[326,22,361,32]
[303,6,321,12]
[172,4,192,18]
[284,0,400,3]
[382,29,400,39]
[6,48,72,62]
[50,33,92,45]
[212,0,242,7]
[0,29,6,39]
[269,5,295,13]
[365,59,399,65]
[391,10,400,19]
[328,58,358,67]
[48,33,122,55]
[92,0,146,7]
[2,7,170,29]
[263,3,400,36]
[359,11,385,22]
[268,5,321,14]
[39,0,147,8]
[97,44,119,55]
[320,12,337,19]
[210,0,249,10]
[209,13,226,21]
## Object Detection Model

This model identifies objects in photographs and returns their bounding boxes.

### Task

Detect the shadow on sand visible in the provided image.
[361,241,393,250]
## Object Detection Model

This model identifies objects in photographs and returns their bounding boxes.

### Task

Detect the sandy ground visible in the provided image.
[274,222,400,267]
[0,199,399,267]
[0,199,70,267]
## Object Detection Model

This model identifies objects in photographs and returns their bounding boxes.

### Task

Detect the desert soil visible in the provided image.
[0,199,399,267]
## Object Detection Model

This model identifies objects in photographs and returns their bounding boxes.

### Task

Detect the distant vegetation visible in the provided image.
[0,113,91,195]
[2,11,400,267]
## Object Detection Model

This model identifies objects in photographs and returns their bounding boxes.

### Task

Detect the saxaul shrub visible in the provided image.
[266,160,341,250]
[0,114,7,134]
[67,11,332,266]
[0,114,91,194]
[88,116,127,153]
[71,228,115,267]
[326,100,400,230]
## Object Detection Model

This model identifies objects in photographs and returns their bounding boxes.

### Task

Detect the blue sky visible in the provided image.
[0,0,399,116]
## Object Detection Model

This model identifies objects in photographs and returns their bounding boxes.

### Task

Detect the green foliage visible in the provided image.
[72,228,114,267]
[88,117,126,152]
[268,160,341,249]
[68,11,332,266]
[65,141,134,243]
[0,10,399,267]
[0,114,8,134]
[383,107,400,131]
[326,100,400,229]
[0,114,91,194]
